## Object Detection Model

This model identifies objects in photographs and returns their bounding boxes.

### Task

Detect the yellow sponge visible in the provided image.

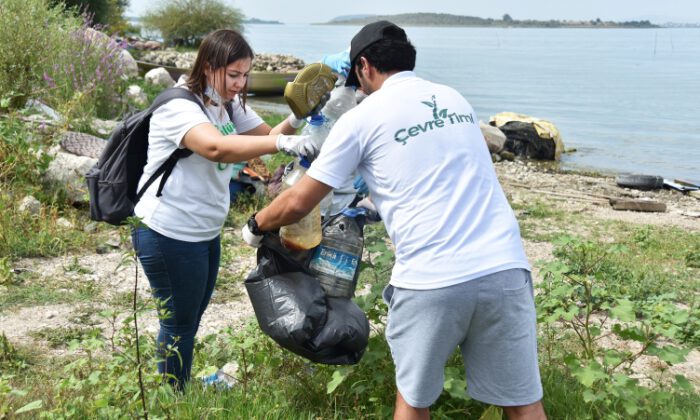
[284,63,337,119]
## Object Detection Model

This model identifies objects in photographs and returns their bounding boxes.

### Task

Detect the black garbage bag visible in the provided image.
[499,121,556,160]
[244,234,369,365]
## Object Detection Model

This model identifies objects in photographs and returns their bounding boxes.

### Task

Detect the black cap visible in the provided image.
[345,20,408,87]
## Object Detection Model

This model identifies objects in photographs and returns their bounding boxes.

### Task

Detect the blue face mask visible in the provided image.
[205,84,226,105]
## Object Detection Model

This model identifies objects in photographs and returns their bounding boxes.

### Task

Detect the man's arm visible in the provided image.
[255,175,333,231]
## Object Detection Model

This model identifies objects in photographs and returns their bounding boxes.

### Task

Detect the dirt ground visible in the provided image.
[1,160,698,388]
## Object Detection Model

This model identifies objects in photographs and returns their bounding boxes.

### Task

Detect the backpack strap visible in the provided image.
[134,88,207,200]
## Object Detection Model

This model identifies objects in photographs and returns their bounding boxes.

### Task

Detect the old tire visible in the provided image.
[615,174,664,190]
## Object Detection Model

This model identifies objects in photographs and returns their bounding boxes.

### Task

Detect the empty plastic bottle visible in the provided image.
[301,113,330,151]
[321,86,357,124]
[279,157,322,251]
[308,207,366,298]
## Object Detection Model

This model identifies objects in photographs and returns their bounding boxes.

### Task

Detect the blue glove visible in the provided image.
[353,175,369,196]
[321,50,351,78]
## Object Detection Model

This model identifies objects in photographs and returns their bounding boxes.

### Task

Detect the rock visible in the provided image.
[44,148,97,204]
[144,40,162,50]
[480,121,506,153]
[144,68,175,88]
[56,218,74,229]
[83,222,99,233]
[19,196,41,215]
[105,236,121,248]
[127,85,148,106]
[119,49,139,78]
[25,99,61,122]
[138,50,306,73]
[91,119,118,137]
[83,28,137,78]
[500,151,515,161]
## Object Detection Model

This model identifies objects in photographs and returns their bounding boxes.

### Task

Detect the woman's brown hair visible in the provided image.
[186,29,254,109]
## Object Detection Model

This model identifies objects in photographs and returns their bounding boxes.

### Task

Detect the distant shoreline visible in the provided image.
[317,12,659,29]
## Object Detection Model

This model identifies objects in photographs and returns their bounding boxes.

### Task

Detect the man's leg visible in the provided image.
[394,391,429,420]
[503,400,546,420]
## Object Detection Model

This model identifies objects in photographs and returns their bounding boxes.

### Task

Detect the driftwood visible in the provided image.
[608,197,666,213]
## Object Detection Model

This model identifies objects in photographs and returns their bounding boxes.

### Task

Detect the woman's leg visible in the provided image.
[131,227,218,387]
[196,236,220,325]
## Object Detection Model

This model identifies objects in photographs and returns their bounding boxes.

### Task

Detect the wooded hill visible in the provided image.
[324,12,658,28]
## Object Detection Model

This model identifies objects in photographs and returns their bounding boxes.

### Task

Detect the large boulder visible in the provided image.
[119,49,139,78]
[145,67,175,88]
[479,121,506,154]
[45,146,98,204]
[82,28,138,78]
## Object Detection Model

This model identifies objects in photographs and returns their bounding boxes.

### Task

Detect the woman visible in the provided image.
[131,29,316,387]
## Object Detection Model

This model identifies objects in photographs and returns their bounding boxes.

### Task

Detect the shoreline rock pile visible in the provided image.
[139,50,306,72]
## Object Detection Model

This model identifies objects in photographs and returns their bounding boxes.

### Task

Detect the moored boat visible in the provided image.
[136,61,297,95]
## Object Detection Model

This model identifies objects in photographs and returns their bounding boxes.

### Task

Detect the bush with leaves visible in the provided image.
[141,0,244,47]
[0,0,81,109]
[537,235,695,418]
[42,22,130,124]
[1,0,129,123]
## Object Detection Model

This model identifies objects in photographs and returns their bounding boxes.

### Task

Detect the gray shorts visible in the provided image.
[382,268,543,408]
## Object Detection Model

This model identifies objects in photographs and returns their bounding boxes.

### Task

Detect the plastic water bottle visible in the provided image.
[321,86,357,123]
[279,157,322,251]
[301,113,330,151]
[308,208,366,298]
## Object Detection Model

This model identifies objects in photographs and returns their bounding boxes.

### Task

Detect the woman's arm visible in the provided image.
[241,115,301,136]
[181,121,317,163]
[181,122,278,163]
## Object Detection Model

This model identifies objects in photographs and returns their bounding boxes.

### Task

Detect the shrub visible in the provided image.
[43,23,130,123]
[0,0,81,109]
[141,0,244,47]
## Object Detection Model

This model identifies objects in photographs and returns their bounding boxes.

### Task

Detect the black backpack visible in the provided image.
[86,88,208,226]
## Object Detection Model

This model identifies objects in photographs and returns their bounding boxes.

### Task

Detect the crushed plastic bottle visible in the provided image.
[279,157,322,251]
[308,207,366,298]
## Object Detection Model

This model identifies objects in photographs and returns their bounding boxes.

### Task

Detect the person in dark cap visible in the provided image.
[243,21,546,419]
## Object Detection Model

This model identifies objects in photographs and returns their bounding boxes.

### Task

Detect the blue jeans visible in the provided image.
[131,226,220,387]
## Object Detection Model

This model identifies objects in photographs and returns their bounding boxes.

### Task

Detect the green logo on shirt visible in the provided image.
[394,95,475,146]
[216,121,237,171]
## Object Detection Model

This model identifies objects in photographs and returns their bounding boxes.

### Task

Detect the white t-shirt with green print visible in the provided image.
[134,88,263,241]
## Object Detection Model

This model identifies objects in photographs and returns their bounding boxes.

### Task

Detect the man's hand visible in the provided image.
[241,223,263,248]
[321,50,351,78]
[276,134,319,159]
[353,175,369,196]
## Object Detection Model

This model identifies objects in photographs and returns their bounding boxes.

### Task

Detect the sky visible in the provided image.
[126,0,700,24]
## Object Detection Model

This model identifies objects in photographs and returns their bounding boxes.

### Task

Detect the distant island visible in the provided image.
[322,12,658,28]
[244,17,283,24]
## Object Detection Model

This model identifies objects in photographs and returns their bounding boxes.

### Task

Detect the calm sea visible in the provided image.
[242,23,699,182]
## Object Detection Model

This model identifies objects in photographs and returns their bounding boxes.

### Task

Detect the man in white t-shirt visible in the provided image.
[243,21,546,419]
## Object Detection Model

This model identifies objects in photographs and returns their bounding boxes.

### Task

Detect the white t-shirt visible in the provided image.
[307,71,530,290]
[134,89,264,241]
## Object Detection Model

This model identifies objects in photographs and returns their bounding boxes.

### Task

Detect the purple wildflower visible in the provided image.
[43,72,56,89]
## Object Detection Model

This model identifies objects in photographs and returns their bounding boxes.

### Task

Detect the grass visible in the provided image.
[2,100,699,418]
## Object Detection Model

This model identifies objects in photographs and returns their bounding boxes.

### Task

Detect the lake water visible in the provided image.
[242,24,699,182]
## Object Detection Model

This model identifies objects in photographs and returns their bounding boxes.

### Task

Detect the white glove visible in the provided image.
[276,134,319,160]
[287,113,305,129]
[241,224,263,248]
